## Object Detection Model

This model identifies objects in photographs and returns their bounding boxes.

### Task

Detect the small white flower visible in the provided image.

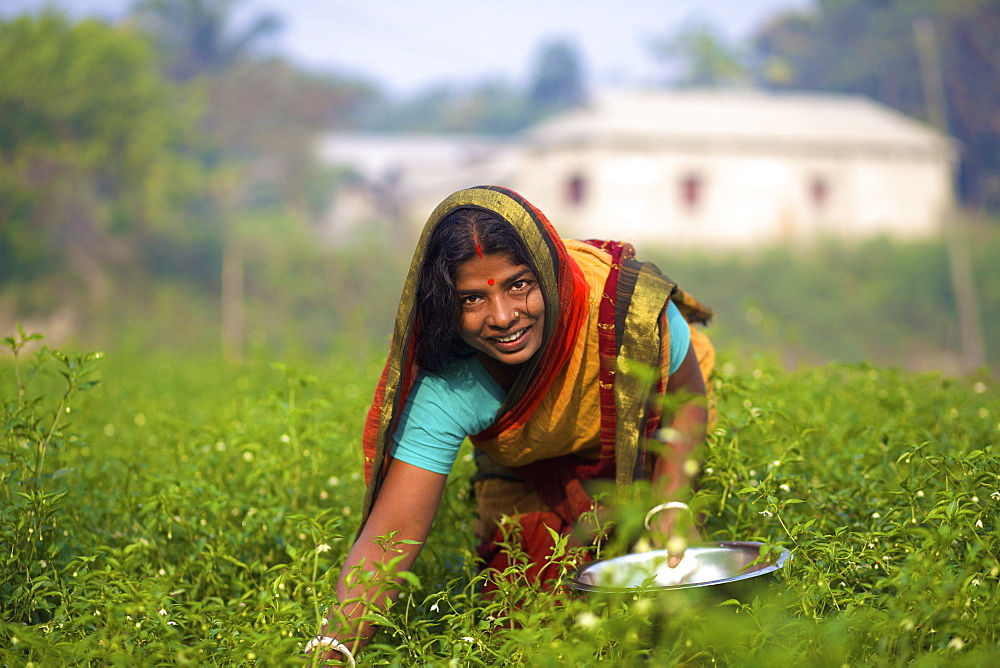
[992,492,1000,501]
[461,636,475,643]
[159,609,167,616]
[576,611,600,629]
[167,620,178,626]
[948,636,965,650]
[316,543,331,554]
[430,603,440,612]
[916,490,924,498]
[976,519,984,529]
[759,510,773,517]
[243,451,253,462]
[872,512,881,519]
[280,434,291,444]
[779,484,791,492]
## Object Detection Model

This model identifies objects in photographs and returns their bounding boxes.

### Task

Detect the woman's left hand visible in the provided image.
[646,503,702,567]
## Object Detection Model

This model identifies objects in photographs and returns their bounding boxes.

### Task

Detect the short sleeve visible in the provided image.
[390,358,503,475]
[667,300,691,375]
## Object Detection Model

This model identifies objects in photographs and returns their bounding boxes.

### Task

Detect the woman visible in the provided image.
[306,185,713,664]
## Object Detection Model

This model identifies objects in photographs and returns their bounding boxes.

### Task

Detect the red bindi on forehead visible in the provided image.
[487,279,495,286]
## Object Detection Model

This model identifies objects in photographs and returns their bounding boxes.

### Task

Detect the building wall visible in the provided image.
[508,141,951,248]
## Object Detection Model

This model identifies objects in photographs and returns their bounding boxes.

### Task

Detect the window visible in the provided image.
[810,176,829,209]
[679,173,703,211]
[566,173,586,207]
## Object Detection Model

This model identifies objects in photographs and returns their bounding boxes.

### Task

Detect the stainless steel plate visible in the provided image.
[566,541,790,594]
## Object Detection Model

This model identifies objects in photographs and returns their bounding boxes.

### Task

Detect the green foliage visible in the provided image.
[528,40,587,116]
[650,21,750,88]
[0,12,204,307]
[751,0,1000,209]
[364,39,588,134]
[133,0,282,80]
[0,8,379,325]
[1,326,103,625]
[647,227,1000,373]
[2,329,998,664]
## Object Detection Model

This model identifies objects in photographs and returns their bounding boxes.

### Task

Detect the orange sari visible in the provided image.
[358,186,712,586]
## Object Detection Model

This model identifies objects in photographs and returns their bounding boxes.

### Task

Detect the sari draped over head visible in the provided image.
[359,185,713,534]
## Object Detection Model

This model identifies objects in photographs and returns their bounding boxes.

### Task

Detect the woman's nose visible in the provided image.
[486,297,517,328]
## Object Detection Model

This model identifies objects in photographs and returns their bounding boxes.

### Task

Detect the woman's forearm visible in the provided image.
[311,460,448,659]
[653,398,707,497]
[324,527,426,649]
[656,343,708,498]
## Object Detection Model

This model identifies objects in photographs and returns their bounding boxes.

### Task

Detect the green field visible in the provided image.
[2,326,998,666]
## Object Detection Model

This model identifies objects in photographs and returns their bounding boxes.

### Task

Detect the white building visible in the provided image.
[318,89,957,248]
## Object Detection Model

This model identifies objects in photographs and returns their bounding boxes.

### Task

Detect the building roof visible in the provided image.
[525,89,955,158]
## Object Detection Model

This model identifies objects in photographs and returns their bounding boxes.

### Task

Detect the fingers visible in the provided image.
[666,535,688,568]
[645,505,702,568]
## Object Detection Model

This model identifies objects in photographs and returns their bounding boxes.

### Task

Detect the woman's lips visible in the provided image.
[489,327,528,349]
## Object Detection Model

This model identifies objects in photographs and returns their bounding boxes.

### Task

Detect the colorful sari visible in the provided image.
[359,185,712,586]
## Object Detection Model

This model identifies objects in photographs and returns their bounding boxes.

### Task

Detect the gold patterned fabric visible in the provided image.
[359,185,713,531]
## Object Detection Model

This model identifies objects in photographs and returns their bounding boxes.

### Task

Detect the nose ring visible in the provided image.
[514,310,520,318]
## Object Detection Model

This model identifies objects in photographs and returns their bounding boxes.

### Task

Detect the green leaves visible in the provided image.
[3,330,999,664]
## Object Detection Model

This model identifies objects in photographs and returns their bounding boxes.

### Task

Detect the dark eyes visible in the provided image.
[458,276,536,309]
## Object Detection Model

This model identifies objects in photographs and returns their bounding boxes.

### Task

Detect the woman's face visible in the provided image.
[454,252,545,366]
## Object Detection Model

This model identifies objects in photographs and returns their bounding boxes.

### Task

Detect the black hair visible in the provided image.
[415,207,536,372]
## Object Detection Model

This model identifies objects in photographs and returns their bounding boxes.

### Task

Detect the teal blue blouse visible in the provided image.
[391,300,691,475]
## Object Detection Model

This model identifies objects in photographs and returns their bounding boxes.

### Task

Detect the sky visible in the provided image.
[3,0,814,95]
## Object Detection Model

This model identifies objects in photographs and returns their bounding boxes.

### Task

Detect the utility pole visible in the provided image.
[913,17,986,373]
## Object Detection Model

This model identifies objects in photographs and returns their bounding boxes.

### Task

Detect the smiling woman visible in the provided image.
[454,252,545,372]
[308,185,715,664]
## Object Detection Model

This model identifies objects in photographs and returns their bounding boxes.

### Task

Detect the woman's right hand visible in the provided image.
[314,459,448,659]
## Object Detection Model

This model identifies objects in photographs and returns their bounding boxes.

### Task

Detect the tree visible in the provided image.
[0,13,203,312]
[132,0,281,80]
[527,40,587,116]
[752,0,1000,209]
[650,21,749,88]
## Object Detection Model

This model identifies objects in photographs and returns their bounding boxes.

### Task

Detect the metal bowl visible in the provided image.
[566,541,790,599]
